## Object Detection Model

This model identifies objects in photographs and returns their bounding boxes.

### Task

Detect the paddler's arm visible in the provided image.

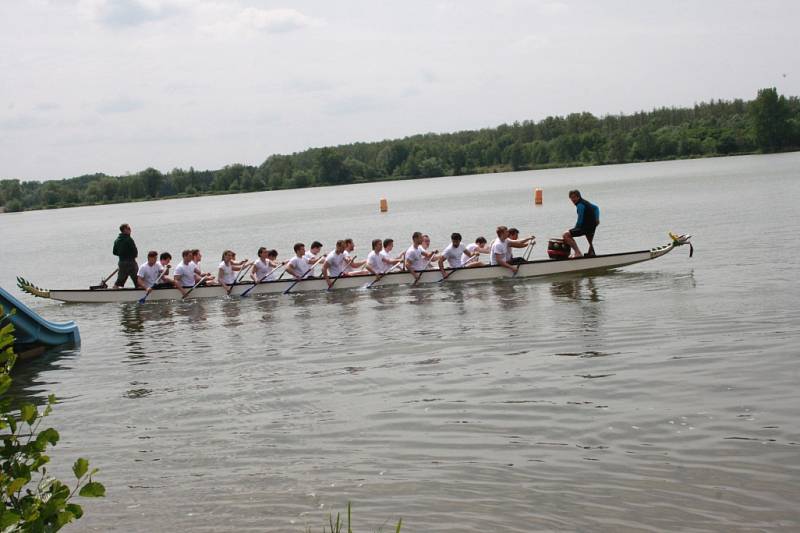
[495,254,518,274]
[322,260,333,287]
[405,256,415,277]
[218,267,231,292]
[364,262,379,276]
[437,254,447,275]
[173,274,189,297]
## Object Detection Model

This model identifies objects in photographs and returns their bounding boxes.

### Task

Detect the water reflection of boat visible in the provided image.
[17,236,692,304]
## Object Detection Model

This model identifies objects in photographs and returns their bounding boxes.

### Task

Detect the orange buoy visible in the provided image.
[534,188,543,205]
[379,198,388,212]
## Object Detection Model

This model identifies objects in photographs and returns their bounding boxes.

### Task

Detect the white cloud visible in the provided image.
[241,7,323,34]
[198,5,323,37]
[80,0,180,28]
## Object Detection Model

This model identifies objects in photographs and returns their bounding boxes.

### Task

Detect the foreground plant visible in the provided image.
[308,501,402,533]
[0,307,104,531]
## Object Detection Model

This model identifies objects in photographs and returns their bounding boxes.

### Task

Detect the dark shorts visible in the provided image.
[569,227,595,239]
[152,282,173,290]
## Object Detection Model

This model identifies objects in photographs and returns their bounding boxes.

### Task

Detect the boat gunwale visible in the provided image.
[47,248,656,293]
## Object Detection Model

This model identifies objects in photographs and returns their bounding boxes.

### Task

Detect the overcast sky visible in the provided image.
[1,0,798,181]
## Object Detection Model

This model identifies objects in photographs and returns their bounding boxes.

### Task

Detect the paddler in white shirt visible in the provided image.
[302,241,324,277]
[218,250,247,292]
[461,236,491,267]
[380,238,405,271]
[490,226,518,274]
[155,252,178,289]
[252,247,281,283]
[405,232,432,281]
[191,249,215,285]
[137,250,165,291]
[322,239,349,288]
[173,249,197,296]
[286,243,315,280]
[437,232,481,275]
[506,227,535,265]
[365,239,386,275]
[343,238,367,273]
[420,234,438,264]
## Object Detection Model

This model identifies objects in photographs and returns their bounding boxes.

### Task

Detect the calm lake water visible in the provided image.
[2,153,799,532]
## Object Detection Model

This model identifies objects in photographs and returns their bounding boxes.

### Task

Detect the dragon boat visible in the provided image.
[17,234,692,304]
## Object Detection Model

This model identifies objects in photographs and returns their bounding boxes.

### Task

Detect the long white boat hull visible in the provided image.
[19,240,686,304]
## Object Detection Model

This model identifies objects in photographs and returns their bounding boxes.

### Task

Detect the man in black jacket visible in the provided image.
[113,223,138,288]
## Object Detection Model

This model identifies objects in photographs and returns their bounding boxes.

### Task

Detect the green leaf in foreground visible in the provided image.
[72,458,88,479]
[78,482,106,498]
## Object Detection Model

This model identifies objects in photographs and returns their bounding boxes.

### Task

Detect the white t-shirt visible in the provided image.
[325,251,347,277]
[174,261,196,287]
[288,256,311,279]
[441,243,466,268]
[461,243,479,265]
[366,250,384,274]
[343,250,357,272]
[379,249,394,268]
[303,251,319,275]
[218,261,236,285]
[137,261,164,287]
[406,245,428,271]
[490,238,508,266]
[253,258,276,282]
[506,243,515,262]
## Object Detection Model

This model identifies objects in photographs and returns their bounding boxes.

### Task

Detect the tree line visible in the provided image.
[2,87,798,213]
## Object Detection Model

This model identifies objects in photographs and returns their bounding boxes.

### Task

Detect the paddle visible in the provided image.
[90,268,119,289]
[523,237,536,261]
[283,256,328,295]
[226,261,253,295]
[438,253,480,283]
[241,261,285,297]
[137,265,169,304]
[412,250,438,286]
[181,274,209,300]
[327,255,355,291]
[364,252,405,289]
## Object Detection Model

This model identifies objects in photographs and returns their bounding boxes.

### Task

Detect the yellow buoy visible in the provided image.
[534,188,543,205]
[379,198,388,212]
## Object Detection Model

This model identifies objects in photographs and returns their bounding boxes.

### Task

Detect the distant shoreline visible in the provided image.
[1,150,797,214]
[2,87,798,213]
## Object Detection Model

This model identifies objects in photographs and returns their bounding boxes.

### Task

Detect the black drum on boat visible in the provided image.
[547,239,570,260]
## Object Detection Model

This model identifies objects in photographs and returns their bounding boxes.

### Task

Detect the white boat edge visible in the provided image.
[17,237,692,304]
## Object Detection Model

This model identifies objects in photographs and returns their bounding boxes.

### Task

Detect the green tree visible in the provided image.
[139,167,163,198]
[606,133,628,163]
[418,157,445,178]
[0,308,105,531]
[507,142,525,170]
[750,87,791,152]
[316,148,351,184]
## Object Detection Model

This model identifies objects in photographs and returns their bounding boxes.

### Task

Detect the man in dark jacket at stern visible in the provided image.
[113,223,138,288]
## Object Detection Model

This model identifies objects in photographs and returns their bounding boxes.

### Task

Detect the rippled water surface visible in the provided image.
[2,153,799,532]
